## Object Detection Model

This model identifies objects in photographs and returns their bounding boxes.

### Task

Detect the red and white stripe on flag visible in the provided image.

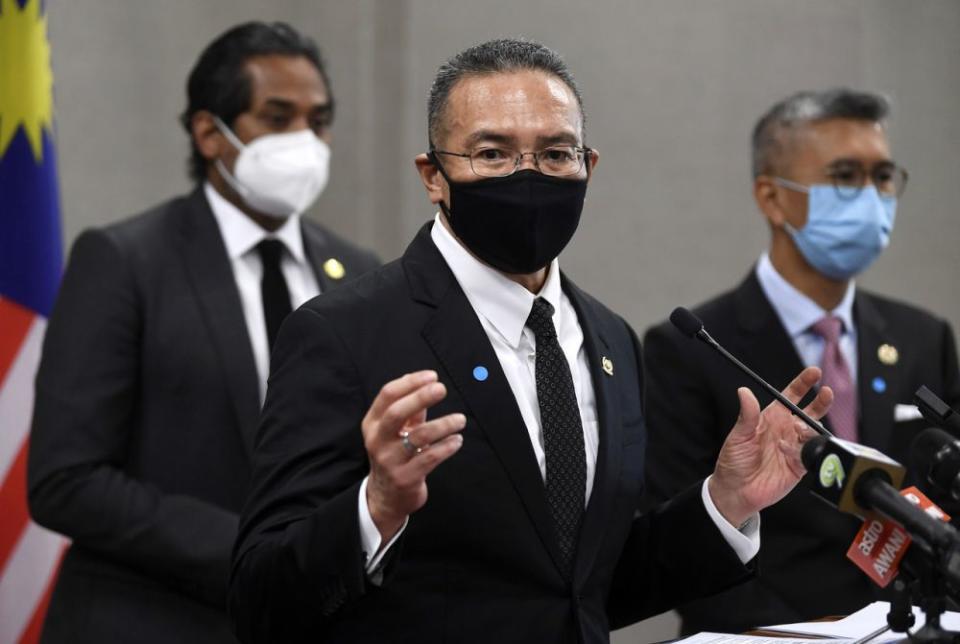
[0,297,67,644]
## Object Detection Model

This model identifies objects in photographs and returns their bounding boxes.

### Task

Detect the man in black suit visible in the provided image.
[27,22,378,644]
[229,40,833,644]
[643,88,960,634]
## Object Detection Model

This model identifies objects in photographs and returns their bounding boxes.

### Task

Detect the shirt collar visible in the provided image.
[430,213,563,349]
[203,182,308,264]
[755,252,856,337]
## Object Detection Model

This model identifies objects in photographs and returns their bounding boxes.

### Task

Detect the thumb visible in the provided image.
[731,387,761,440]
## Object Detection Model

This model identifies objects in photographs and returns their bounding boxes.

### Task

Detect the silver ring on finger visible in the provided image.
[400,431,423,455]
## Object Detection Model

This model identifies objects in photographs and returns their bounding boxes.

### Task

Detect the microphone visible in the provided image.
[668,307,960,593]
[845,486,948,588]
[915,385,960,435]
[669,307,831,437]
[801,434,906,518]
[847,487,950,588]
[802,436,960,588]
[911,427,960,502]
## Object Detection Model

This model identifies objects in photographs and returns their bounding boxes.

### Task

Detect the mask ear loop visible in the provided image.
[211,116,250,199]
[426,149,455,219]
[212,115,246,152]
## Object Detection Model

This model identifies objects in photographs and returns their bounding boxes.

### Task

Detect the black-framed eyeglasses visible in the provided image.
[775,161,909,200]
[431,145,592,178]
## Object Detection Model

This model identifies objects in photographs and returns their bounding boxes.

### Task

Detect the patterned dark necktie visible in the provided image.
[256,239,292,349]
[525,297,586,577]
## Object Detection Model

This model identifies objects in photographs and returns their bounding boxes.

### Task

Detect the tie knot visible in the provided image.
[525,298,557,338]
[257,239,285,267]
[810,316,844,343]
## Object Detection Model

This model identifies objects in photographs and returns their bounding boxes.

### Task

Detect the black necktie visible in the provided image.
[525,297,586,577]
[256,239,292,349]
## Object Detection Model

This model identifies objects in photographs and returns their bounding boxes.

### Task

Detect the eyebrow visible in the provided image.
[826,157,894,168]
[463,130,515,148]
[260,98,334,113]
[261,98,295,111]
[462,130,582,148]
[536,132,580,147]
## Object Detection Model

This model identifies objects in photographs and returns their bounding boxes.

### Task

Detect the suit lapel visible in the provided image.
[300,220,333,291]
[733,272,809,403]
[177,190,261,458]
[562,278,622,584]
[407,225,568,577]
[855,293,897,450]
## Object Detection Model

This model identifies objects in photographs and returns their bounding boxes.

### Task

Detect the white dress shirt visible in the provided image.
[358,216,759,576]
[204,183,321,403]
[755,253,857,384]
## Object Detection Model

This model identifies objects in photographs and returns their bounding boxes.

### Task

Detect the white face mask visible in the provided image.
[214,116,330,218]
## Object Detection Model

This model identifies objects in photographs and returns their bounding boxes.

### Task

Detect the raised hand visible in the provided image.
[709,366,833,527]
[362,370,466,542]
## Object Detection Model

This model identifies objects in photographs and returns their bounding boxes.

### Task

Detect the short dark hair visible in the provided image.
[427,38,585,146]
[751,88,890,177]
[180,21,332,183]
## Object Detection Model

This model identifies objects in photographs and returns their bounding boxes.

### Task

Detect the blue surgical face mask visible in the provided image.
[777,179,897,280]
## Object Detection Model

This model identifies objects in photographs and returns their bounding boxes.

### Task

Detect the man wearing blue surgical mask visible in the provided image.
[643,88,960,634]
[27,22,379,644]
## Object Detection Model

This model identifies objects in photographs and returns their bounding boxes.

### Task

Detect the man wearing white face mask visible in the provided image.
[643,88,960,634]
[27,22,379,644]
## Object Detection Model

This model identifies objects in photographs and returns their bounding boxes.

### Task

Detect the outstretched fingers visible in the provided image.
[780,366,822,407]
[366,370,438,421]
[802,384,833,423]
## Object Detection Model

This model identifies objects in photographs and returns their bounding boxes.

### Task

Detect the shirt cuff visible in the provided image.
[701,476,760,564]
[358,476,408,581]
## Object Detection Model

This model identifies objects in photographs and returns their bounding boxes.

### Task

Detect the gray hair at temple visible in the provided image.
[426,38,585,146]
[751,88,891,178]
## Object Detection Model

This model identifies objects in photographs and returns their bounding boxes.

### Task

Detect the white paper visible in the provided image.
[675,633,853,644]
[760,600,960,640]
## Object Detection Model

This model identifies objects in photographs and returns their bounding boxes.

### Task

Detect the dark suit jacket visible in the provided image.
[642,270,960,634]
[27,189,379,643]
[229,223,754,644]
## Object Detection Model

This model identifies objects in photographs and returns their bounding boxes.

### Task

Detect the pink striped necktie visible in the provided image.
[810,316,858,442]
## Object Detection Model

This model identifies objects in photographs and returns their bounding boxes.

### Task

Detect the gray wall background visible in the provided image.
[48,2,960,641]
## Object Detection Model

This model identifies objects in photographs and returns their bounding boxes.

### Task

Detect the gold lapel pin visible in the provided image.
[877,344,899,366]
[601,356,614,376]
[323,258,346,280]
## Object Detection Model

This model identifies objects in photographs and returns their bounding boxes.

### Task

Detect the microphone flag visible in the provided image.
[846,486,950,587]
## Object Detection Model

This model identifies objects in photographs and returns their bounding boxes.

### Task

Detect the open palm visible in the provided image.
[709,367,833,527]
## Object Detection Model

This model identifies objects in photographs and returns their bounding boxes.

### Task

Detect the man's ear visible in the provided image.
[415,153,445,205]
[191,110,227,163]
[754,175,788,227]
[585,147,599,178]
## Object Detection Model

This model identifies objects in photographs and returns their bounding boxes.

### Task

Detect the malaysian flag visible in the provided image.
[0,0,68,641]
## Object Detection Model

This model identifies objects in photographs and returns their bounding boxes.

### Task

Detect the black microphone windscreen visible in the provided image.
[670,307,703,338]
[912,427,957,464]
[911,427,960,499]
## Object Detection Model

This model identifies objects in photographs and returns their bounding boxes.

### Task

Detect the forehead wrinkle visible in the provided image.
[779,119,891,178]
[441,70,583,148]
[245,55,329,108]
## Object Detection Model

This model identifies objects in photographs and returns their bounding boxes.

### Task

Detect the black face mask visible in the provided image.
[432,157,588,274]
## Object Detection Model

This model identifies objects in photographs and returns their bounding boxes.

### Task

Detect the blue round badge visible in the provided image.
[872,377,887,394]
[473,366,489,382]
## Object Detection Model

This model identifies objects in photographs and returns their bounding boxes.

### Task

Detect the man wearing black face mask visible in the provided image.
[230,39,834,644]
